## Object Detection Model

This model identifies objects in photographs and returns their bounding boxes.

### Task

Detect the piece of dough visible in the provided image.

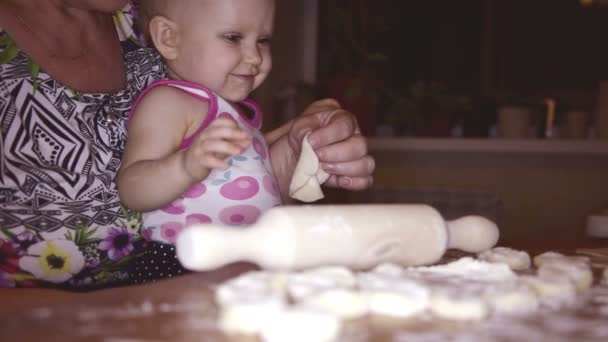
[215,271,288,334]
[289,132,330,202]
[429,285,489,321]
[298,288,368,320]
[533,251,590,268]
[520,274,577,308]
[215,271,288,307]
[478,247,531,271]
[358,273,430,318]
[537,261,593,292]
[259,308,341,342]
[531,252,593,291]
[483,281,539,315]
[219,297,285,335]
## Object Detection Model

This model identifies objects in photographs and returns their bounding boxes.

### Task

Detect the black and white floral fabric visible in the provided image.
[0,3,168,289]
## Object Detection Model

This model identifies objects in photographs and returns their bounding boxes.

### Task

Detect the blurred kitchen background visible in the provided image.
[253,0,608,243]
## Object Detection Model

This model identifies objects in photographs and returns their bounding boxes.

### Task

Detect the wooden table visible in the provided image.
[1,237,607,342]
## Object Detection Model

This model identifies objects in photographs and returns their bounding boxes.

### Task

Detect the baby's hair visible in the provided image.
[136,0,172,47]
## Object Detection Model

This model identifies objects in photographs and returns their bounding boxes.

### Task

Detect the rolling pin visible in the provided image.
[176,204,499,271]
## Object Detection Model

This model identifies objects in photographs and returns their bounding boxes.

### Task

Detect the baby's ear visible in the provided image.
[148,16,180,60]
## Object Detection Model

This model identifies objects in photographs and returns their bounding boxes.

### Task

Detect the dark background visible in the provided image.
[316,0,608,136]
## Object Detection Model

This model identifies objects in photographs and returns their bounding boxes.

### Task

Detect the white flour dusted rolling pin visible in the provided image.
[176,204,499,271]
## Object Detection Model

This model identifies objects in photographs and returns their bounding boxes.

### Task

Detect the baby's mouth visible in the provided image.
[232,74,255,81]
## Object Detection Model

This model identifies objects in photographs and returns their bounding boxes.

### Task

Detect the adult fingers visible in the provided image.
[301,98,341,116]
[316,134,368,164]
[321,155,375,178]
[324,175,374,191]
[307,109,359,149]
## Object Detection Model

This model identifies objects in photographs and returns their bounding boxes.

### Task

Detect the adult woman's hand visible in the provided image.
[266,98,375,201]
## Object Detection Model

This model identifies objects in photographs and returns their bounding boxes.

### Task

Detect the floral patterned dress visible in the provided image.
[0,3,167,289]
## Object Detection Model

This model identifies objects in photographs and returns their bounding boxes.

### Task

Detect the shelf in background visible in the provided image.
[369,137,608,155]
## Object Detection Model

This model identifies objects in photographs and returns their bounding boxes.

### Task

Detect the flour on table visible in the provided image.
[404,256,517,283]
[286,266,357,301]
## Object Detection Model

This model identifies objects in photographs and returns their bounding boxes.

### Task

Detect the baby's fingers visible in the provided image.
[200,139,245,157]
[203,124,250,142]
[199,154,231,170]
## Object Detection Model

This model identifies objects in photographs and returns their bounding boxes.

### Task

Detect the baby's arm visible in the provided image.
[118,87,250,212]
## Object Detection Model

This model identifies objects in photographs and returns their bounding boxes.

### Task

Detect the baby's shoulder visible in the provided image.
[135,84,210,120]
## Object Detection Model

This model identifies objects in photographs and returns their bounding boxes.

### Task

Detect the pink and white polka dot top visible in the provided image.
[128,80,282,245]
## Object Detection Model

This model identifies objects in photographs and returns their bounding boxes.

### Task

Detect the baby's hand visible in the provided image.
[182,117,251,181]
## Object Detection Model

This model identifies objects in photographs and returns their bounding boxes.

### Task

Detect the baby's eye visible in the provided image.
[223,33,242,43]
[258,36,272,45]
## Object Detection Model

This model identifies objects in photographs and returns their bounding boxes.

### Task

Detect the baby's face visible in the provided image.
[172,0,275,103]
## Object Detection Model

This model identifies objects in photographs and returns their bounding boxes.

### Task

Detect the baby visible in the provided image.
[117,0,279,281]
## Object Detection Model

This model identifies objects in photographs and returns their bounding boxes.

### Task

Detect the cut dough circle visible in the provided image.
[219,297,285,335]
[289,132,330,202]
[215,271,287,307]
[532,252,593,291]
[520,274,577,308]
[538,261,593,292]
[429,286,489,321]
[259,308,341,342]
[533,251,590,268]
[358,273,430,318]
[215,271,289,334]
[483,282,540,315]
[299,288,368,320]
[478,247,531,271]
